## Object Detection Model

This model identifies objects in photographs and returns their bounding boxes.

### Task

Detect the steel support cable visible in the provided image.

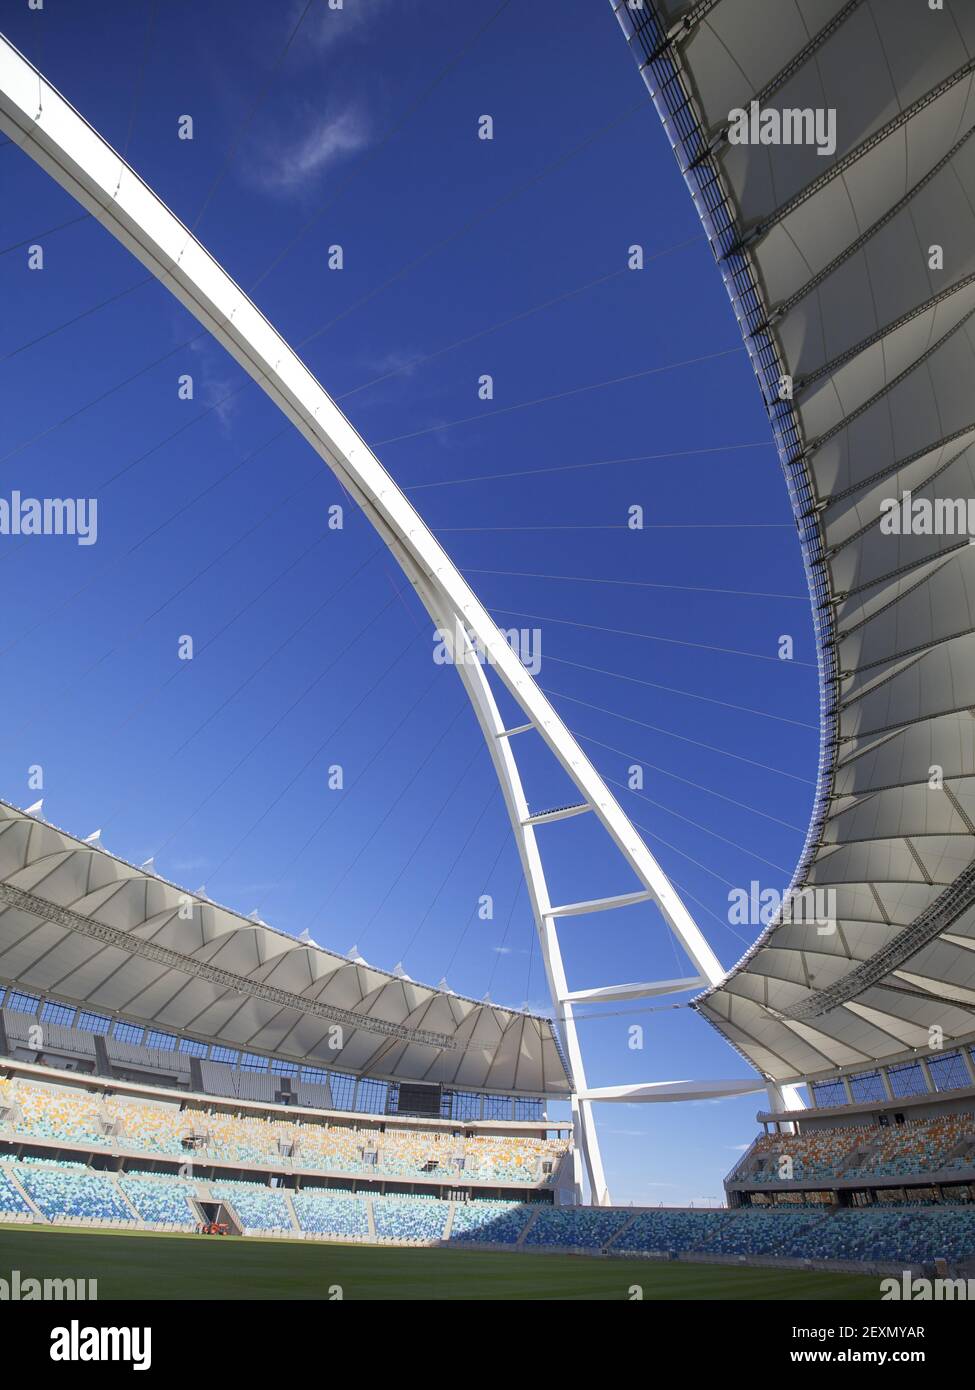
[251,683,469,921]
[445,523,793,532]
[0,230,702,514]
[12,465,346,744]
[292,101,650,357]
[0,331,211,466]
[584,741,805,832]
[354,740,488,950]
[483,873,525,998]
[132,582,414,861]
[0,276,154,362]
[167,549,386,761]
[338,269,623,403]
[405,440,778,491]
[544,654,817,730]
[630,817,737,889]
[0,2,517,453]
[398,781,503,961]
[201,624,429,891]
[121,0,158,160]
[0,212,89,256]
[669,877,754,949]
[496,609,817,667]
[86,542,383,839]
[250,0,517,291]
[336,234,705,403]
[0,377,251,566]
[298,698,472,924]
[599,774,794,875]
[373,346,745,448]
[438,824,513,979]
[567,717,813,785]
[109,544,383,744]
[464,567,806,602]
[189,0,317,234]
[0,422,293,663]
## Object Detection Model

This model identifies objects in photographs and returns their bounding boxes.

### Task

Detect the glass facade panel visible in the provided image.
[849,1070,885,1103]
[6,991,39,1014]
[39,1002,76,1027]
[76,1011,110,1035]
[113,1022,144,1045]
[887,1061,928,1098]
[929,1051,969,1092]
[811,1079,846,1107]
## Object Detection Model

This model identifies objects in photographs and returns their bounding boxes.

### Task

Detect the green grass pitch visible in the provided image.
[0,1224,882,1300]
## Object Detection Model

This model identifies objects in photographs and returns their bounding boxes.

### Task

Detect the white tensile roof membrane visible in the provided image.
[615,0,975,1082]
[0,801,570,1095]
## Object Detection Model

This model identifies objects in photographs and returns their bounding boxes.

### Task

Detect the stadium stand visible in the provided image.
[525,1205,629,1250]
[118,1173,197,1229]
[734,1114,975,1187]
[209,1179,292,1233]
[3,1145,975,1267]
[612,1208,726,1255]
[447,1200,533,1245]
[293,1189,370,1239]
[13,1085,108,1147]
[0,1163,31,1216]
[373,1194,450,1243]
[0,1079,564,1188]
[13,1160,131,1223]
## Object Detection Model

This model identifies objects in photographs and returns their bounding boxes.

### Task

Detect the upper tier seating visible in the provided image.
[739,1113,975,1186]
[13,1086,108,1146]
[0,1080,563,1186]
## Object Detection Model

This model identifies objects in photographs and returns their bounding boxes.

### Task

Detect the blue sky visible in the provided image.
[0,0,818,1204]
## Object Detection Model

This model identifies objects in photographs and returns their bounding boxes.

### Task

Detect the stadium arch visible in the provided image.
[0,30,759,1208]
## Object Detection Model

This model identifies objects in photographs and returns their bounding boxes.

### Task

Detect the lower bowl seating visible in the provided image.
[448,1200,533,1245]
[14,1161,130,1222]
[293,1190,370,1238]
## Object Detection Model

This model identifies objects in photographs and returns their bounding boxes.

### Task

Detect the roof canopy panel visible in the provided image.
[615,0,975,1081]
[0,800,570,1095]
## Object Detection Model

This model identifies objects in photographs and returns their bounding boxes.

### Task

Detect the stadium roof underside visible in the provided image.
[616,0,975,1084]
[0,801,571,1096]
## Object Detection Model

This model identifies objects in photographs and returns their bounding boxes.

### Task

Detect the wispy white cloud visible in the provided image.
[247,106,372,197]
[298,0,398,55]
[188,337,240,432]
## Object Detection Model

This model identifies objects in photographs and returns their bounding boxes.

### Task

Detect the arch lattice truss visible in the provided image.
[613,0,975,1090]
[0,32,744,1206]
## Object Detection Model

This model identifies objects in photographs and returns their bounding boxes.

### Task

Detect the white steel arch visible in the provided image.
[0,33,728,1204]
